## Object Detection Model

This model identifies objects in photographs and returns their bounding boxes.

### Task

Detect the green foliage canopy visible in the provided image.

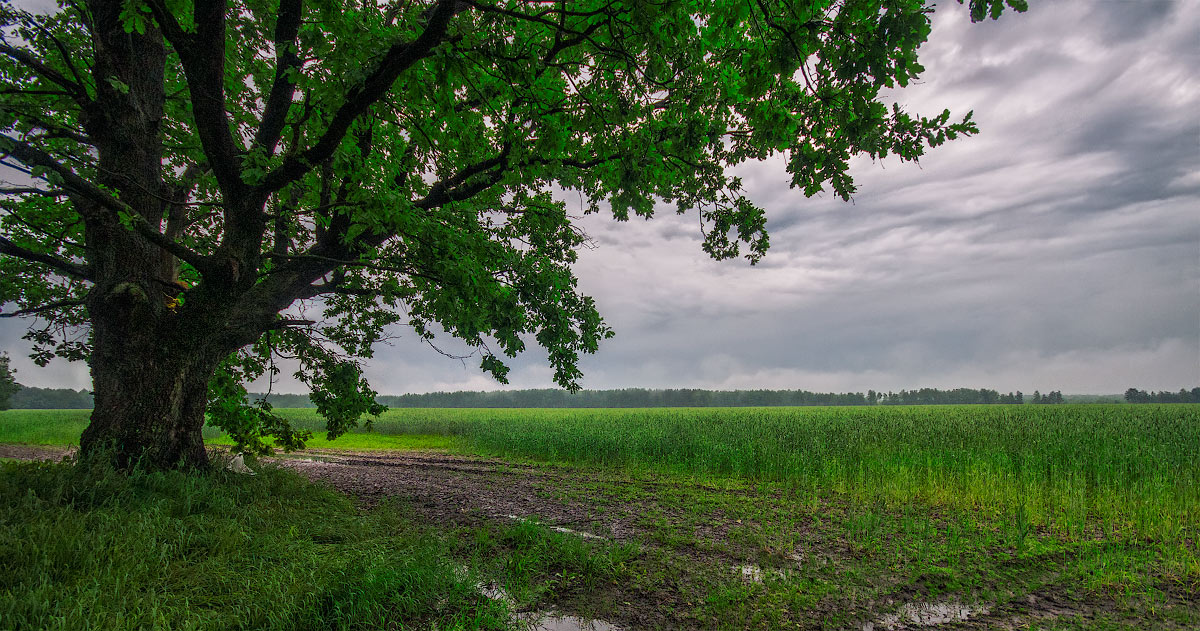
[0,0,1024,455]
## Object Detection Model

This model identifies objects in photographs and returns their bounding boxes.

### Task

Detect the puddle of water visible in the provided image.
[518,611,622,631]
[867,600,991,630]
[461,564,621,631]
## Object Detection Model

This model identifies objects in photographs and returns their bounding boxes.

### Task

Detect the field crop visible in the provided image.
[265,404,1200,541]
[2,404,1197,541]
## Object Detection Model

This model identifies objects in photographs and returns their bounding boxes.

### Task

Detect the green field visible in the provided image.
[2,404,1197,540]
[2,404,1197,629]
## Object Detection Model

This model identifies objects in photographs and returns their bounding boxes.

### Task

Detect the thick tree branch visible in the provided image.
[1,133,214,275]
[146,0,244,201]
[255,0,463,198]
[253,0,304,156]
[0,235,91,280]
[415,145,511,209]
[266,317,316,329]
[2,132,125,214]
[0,186,66,196]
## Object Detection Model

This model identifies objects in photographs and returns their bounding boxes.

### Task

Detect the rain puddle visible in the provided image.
[463,567,622,631]
[865,600,991,630]
[517,611,622,631]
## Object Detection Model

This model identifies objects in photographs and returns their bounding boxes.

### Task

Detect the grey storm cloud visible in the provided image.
[3,0,1197,394]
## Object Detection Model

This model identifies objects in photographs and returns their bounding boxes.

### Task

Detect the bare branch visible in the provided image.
[0,298,87,318]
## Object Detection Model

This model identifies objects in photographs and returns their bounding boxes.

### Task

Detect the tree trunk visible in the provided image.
[81,361,215,471]
[74,5,215,470]
[79,285,227,470]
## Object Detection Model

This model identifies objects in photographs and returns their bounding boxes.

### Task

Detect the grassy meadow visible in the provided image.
[2,404,1197,539]
[1,404,1197,629]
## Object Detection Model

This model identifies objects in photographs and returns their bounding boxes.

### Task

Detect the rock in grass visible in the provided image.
[226,453,256,476]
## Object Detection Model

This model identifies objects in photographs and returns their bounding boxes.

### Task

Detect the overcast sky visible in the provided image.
[3,0,1198,394]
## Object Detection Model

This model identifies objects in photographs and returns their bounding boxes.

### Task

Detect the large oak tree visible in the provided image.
[0,0,1023,469]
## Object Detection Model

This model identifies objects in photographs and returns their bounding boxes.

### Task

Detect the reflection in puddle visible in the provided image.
[518,611,622,631]
[866,600,991,629]
[465,566,621,631]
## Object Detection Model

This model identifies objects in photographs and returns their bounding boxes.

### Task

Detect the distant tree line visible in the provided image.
[1124,388,1200,404]
[873,388,1024,405]
[5,381,1195,410]
[383,387,1038,408]
[7,385,94,409]
[382,388,879,408]
[0,354,20,411]
[1030,390,1064,404]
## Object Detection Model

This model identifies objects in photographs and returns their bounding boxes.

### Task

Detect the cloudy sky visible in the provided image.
[3,0,1198,394]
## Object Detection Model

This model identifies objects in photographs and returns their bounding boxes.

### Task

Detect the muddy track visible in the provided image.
[0,444,74,461]
[274,450,641,538]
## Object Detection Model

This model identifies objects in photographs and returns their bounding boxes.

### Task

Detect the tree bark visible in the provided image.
[73,2,218,470]
[81,353,217,471]
[79,287,227,469]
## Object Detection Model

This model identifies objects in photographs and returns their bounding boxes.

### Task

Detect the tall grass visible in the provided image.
[3,404,1196,541]
[0,458,510,631]
[295,404,1199,541]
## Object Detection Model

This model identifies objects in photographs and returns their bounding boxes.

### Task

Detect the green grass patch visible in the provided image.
[280,404,1200,542]
[5,404,1198,542]
[0,458,516,631]
[0,409,92,445]
[209,431,464,452]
